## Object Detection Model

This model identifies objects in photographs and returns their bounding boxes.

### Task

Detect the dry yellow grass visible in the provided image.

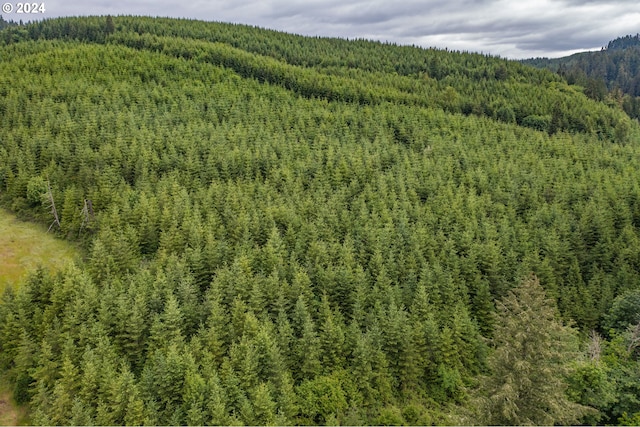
[0,209,80,294]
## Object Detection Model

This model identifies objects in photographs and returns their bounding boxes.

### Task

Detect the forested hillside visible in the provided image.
[523,34,640,120]
[0,16,639,425]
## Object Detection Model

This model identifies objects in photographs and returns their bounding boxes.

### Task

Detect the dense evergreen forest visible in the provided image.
[0,15,640,425]
[523,34,640,120]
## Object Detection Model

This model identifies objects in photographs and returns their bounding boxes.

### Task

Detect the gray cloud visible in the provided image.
[7,0,640,58]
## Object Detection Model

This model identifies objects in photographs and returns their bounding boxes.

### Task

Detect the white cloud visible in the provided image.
[10,0,640,58]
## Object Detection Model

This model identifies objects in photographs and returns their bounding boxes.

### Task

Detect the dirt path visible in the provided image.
[0,391,19,426]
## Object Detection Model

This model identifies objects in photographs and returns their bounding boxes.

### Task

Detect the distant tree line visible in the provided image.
[523,34,640,120]
[0,15,19,30]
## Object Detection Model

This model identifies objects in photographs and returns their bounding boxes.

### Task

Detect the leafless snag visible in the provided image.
[588,330,602,361]
[79,198,95,236]
[45,181,60,232]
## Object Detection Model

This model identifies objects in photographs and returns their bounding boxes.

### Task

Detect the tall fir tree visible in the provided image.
[472,275,593,425]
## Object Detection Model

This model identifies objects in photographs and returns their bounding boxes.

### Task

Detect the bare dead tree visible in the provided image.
[588,330,603,361]
[79,198,95,236]
[45,181,61,232]
[627,321,640,355]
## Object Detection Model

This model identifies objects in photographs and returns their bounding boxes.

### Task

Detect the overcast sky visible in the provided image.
[5,0,640,58]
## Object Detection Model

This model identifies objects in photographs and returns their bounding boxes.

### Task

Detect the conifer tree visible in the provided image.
[251,382,277,426]
[292,296,321,381]
[148,293,184,350]
[473,275,592,425]
[319,294,346,372]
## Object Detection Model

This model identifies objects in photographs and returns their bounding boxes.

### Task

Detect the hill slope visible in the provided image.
[2,15,634,138]
[0,16,639,425]
[523,34,640,119]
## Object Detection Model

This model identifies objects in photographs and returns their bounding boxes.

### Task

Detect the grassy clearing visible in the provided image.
[0,208,80,294]
[0,209,79,425]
